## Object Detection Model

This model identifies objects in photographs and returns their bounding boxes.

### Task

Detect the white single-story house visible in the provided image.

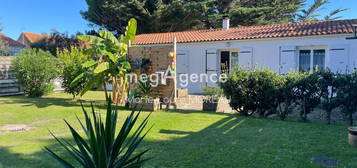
[132,19,357,94]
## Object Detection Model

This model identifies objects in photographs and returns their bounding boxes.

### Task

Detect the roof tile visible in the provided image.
[132,19,357,45]
[22,32,51,43]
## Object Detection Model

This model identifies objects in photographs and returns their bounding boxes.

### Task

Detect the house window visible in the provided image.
[220,50,239,73]
[299,49,326,72]
[220,51,230,73]
[230,52,239,70]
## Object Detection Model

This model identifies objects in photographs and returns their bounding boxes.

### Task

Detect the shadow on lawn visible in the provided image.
[0,113,245,168]
[0,96,107,109]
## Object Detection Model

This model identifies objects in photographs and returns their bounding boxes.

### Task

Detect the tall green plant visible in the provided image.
[71,19,137,102]
[58,47,90,98]
[45,98,151,168]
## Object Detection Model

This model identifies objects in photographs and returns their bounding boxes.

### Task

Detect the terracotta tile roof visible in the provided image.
[0,34,25,47]
[22,32,51,43]
[132,19,357,45]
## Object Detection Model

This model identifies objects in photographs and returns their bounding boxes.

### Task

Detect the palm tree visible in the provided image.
[324,8,348,21]
[296,0,347,22]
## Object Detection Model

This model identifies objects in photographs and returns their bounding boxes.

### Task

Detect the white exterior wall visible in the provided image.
[176,34,357,94]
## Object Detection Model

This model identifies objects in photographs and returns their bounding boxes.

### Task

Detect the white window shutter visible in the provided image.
[279,46,297,74]
[177,50,189,74]
[205,49,218,87]
[329,45,349,73]
[238,47,253,70]
[206,49,218,71]
[176,50,189,88]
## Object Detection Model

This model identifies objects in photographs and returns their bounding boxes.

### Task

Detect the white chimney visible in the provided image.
[223,16,230,30]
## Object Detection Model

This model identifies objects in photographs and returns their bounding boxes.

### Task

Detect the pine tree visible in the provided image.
[81,0,347,34]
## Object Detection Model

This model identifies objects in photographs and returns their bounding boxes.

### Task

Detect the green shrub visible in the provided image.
[57,47,90,98]
[290,72,322,121]
[249,69,283,117]
[221,68,357,125]
[276,73,300,120]
[318,69,340,124]
[221,68,283,117]
[11,49,58,97]
[220,69,252,116]
[335,71,357,126]
[202,86,223,99]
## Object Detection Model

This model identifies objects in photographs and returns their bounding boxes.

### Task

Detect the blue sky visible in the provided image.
[0,0,356,40]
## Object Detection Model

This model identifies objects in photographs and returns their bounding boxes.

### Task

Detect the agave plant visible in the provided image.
[137,80,152,99]
[45,98,151,168]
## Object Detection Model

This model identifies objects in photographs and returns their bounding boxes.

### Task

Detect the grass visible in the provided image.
[0,91,356,168]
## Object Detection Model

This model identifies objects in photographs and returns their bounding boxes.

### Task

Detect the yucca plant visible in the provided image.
[137,80,152,98]
[45,98,151,168]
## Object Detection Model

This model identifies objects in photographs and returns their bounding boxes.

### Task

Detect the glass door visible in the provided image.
[220,51,230,73]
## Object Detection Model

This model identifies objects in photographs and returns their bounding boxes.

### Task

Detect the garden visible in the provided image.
[1,91,357,168]
[1,18,357,168]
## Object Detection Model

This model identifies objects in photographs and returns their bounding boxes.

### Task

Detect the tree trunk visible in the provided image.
[103,82,109,101]
[326,109,331,125]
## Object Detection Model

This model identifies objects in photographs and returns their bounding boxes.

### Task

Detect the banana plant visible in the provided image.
[45,98,152,168]
[71,19,137,102]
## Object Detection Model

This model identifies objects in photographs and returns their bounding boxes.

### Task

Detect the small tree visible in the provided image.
[318,69,340,124]
[57,47,90,98]
[292,72,322,122]
[335,71,357,126]
[11,49,58,97]
[276,72,300,120]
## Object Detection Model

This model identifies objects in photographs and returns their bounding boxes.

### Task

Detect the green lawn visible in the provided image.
[0,91,356,168]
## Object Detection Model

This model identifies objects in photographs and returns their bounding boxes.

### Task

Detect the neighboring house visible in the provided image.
[0,34,24,96]
[17,32,51,48]
[132,19,357,94]
[0,34,25,56]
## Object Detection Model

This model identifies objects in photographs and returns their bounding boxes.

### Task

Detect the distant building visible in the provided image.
[17,32,51,48]
[0,34,25,56]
